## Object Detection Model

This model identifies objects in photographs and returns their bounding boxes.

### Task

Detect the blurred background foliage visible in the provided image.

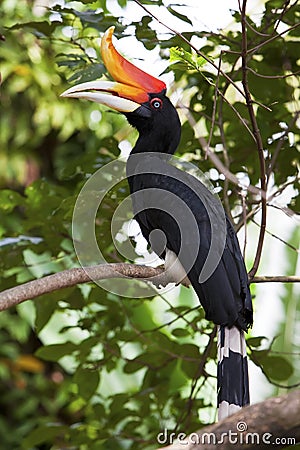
[0,0,299,448]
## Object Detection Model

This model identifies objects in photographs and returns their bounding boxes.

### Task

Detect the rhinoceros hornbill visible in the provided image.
[61,26,253,420]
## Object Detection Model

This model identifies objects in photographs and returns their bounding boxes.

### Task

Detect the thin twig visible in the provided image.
[217,89,233,221]
[241,191,248,258]
[142,306,199,334]
[251,219,299,253]
[248,22,300,55]
[207,55,222,148]
[241,0,267,279]
[244,18,270,37]
[70,37,96,64]
[273,0,292,34]
[235,176,299,232]
[155,291,196,329]
[247,67,300,80]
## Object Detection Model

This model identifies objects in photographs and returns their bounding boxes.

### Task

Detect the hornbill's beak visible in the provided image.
[61,26,166,113]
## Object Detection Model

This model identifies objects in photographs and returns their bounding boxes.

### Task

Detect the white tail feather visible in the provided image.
[217,325,249,421]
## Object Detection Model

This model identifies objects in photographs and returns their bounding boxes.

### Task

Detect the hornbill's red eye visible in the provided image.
[150,98,163,110]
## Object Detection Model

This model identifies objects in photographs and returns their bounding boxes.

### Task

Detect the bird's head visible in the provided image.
[61,27,181,154]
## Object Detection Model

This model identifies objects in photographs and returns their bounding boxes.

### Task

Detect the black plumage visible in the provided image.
[125,92,253,331]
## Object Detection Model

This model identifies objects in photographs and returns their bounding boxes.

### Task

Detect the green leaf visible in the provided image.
[23,249,61,278]
[172,327,190,337]
[64,287,86,309]
[251,350,294,381]
[263,356,294,381]
[74,367,100,401]
[67,64,105,83]
[78,336,100,359]
[35,295,59,333]
[9,21,61,37]
[64,7,105,29]
[179,343,200,378]
[23,425,68,447]
[36,342,77,361]
[57,52,88,68]
[169,47,207,71]
[247,336,267,348]
[135,16,157,50]
[167,6,193,26]
[0,190,24,213]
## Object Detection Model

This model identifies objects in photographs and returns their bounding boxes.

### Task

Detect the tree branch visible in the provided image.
[0,264,299,312]
[0,264,166,312]
[251,275,300,283]
[158,389,300,449]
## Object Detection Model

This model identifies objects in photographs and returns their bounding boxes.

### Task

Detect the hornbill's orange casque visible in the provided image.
[61,27,253,420]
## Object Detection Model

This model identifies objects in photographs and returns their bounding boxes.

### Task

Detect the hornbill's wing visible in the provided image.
[127,155,252,330]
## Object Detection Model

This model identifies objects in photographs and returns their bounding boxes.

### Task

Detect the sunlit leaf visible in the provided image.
[0,190,24,213]
[169,46,207,71]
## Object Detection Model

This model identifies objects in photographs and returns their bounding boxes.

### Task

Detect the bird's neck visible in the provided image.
[130,129,180,156]
[126,134,177,194]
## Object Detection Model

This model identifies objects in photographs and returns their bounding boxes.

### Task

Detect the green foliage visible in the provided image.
[169,46,207,71]
[0,0,299,448]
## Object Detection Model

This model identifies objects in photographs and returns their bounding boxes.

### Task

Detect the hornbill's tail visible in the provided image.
[217,325,249,420]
